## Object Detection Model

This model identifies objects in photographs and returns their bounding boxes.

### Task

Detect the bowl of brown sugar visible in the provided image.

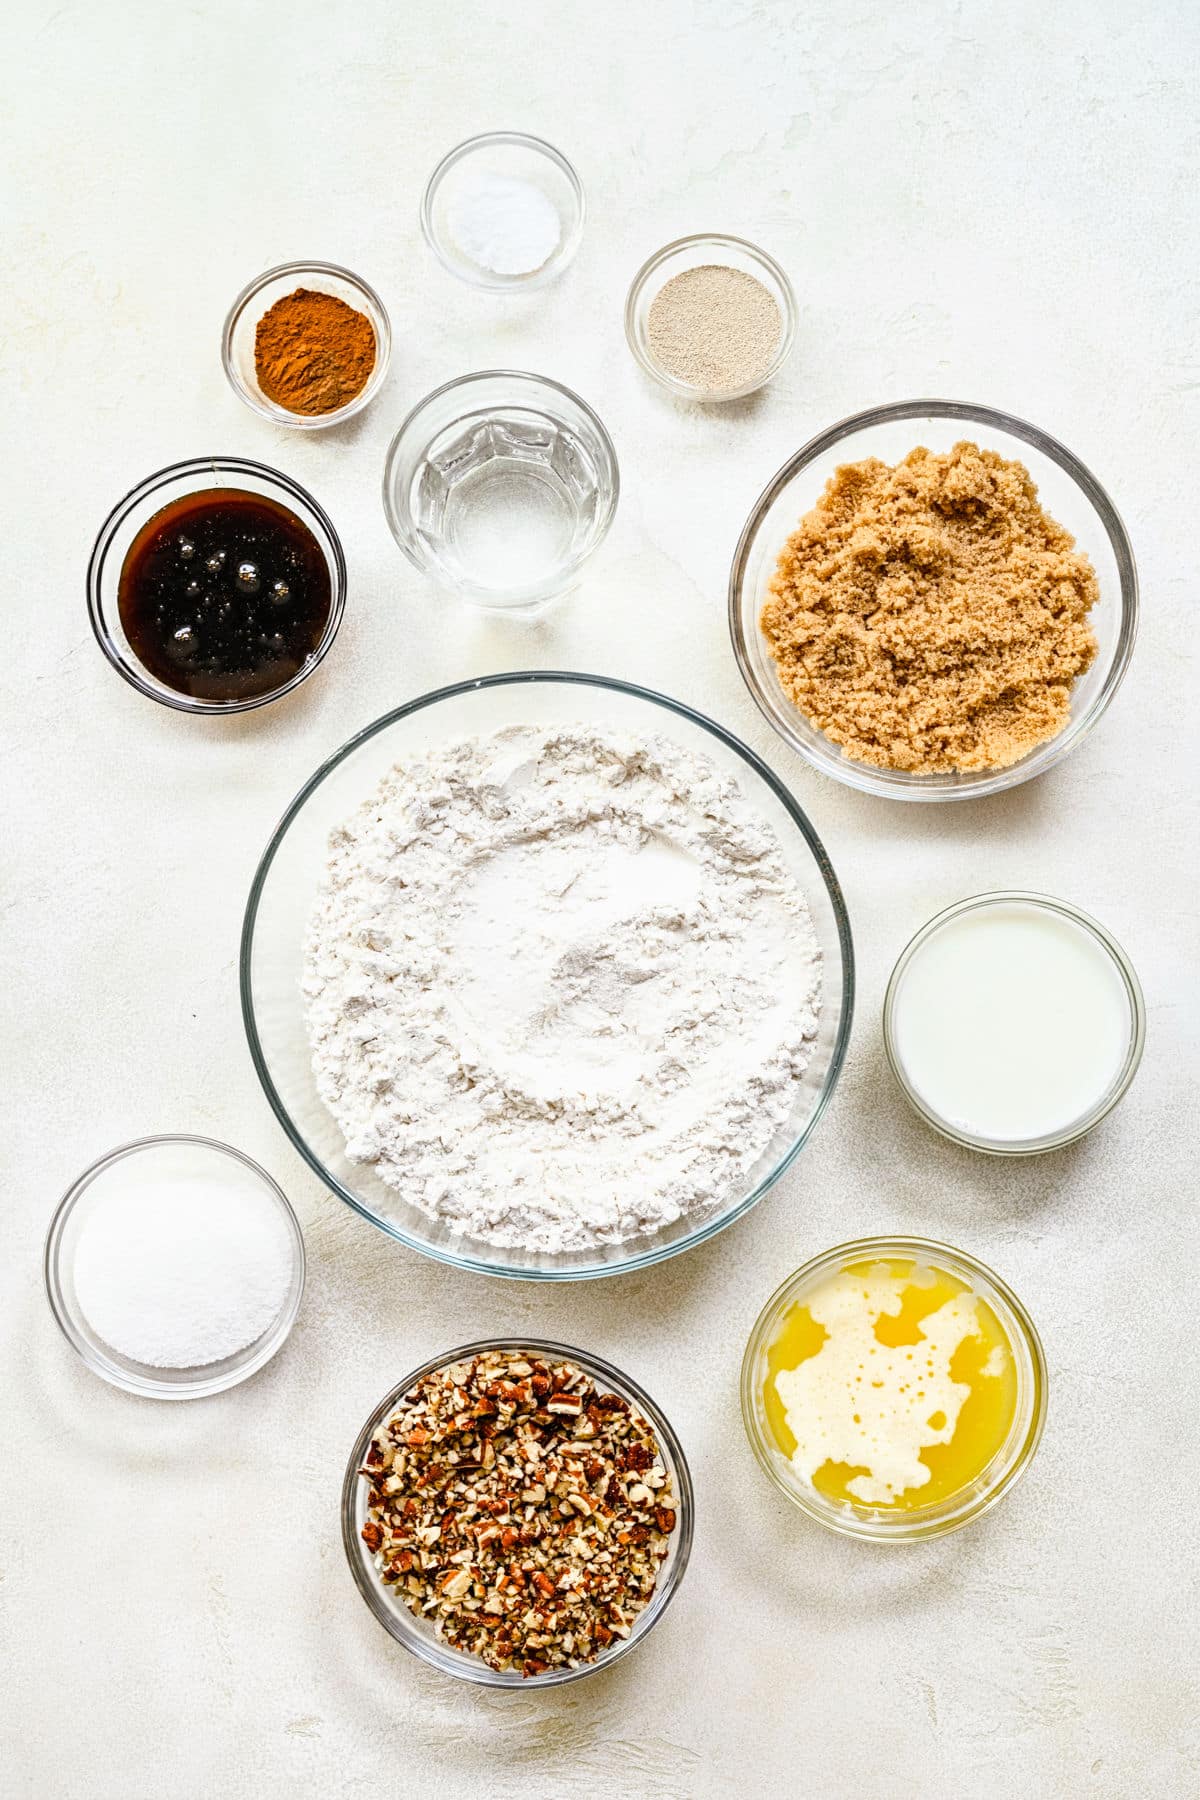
[223,260,391,429]
[729,400,1138,801]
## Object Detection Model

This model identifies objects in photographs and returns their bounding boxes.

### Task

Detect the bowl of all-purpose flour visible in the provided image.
[241,673,854,1278]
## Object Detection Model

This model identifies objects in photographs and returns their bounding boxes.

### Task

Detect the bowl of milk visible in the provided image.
[884,892,1145,1154]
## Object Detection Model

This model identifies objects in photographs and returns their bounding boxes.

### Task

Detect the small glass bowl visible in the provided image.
[342,1338,693,1686]
[382,371,619,612]
[624,233,797,401]
[222,261,391,428]
[883,892,1146,1155]
[44,1134,305,1400]
[87,455,347,714]
[241,671,854,1280]
[730,399,1138,800]
[421,133,584,292]
[741,1237,1047,1541]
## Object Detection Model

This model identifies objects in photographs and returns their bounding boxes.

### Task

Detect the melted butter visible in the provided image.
[765,1258,1018,1510]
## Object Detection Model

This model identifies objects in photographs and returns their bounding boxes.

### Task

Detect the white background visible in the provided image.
[3,3,1198,1796]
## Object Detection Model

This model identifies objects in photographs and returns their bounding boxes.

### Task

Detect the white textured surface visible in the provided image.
[2,2,1198,1795]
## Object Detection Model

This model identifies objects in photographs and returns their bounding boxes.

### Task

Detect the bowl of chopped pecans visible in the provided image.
[342,1341,693,1686]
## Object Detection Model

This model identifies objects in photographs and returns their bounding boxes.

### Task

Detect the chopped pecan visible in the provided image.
[357,1349,679,1680]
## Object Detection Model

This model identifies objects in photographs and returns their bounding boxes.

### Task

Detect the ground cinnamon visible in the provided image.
[254,287,376,416]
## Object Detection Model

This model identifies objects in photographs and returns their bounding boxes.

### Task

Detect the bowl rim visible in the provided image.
[624,231,798,401]
[882,889,1147,1154]
[420,131,586,292]
[340,1336,694,1686]
[380,368,620,599]
[221,259,392,430]
[728,397,1139,800]
[240,669,855,1280]
[739,1234,1049,1540]
[43,1132,306,1399]
[86,453,348,715]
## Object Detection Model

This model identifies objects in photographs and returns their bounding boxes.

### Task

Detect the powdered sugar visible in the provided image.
[303,726,821,1253]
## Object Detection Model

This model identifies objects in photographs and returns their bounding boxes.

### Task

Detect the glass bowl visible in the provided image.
[741,1236,1047,1541]
[87,455,347,714]
[241,671,854,1280]
[342,1338,693,1686]
[382,371,619,612]
[44,1134,305,1399]
[883,891,1146,1155]
[624,233,797,401]
[729,399,1138,800]
[421,132,584,292]
[222,260,391,429]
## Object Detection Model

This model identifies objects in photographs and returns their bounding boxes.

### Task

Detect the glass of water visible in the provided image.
[383,371,619,612]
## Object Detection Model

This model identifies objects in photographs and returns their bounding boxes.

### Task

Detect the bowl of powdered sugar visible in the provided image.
[241,672,853,1280]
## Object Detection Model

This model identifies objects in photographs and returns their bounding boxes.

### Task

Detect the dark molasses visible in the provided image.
[117,488,333,702]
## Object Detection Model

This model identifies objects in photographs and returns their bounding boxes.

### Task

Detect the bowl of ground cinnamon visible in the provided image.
[222,261,391,429]
[729,400,1138,801]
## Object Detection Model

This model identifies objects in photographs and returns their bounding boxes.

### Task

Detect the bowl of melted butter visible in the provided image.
[741,1237,1047,1539]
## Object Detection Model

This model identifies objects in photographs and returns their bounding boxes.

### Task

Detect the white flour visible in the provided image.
[303,727,821,1253]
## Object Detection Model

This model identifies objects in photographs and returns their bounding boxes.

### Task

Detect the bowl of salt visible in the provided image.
[421,132,585,292]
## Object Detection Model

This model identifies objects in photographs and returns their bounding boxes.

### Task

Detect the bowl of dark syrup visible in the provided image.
[88,458,346,713]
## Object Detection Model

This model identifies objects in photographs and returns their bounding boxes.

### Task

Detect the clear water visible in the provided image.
[412,409,607,603]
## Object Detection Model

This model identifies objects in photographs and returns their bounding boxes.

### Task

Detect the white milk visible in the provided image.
[890,900,1133,1144]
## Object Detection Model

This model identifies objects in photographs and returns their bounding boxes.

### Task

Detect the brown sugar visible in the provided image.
[760,441,1100,773]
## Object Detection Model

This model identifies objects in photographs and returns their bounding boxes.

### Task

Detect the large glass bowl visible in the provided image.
[241,672,854,1279]
[342,1339,692,1687]
[729,400,1138,801]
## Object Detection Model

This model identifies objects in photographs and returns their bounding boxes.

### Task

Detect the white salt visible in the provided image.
[73,1172,294,1368]
[446,171,562,275]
